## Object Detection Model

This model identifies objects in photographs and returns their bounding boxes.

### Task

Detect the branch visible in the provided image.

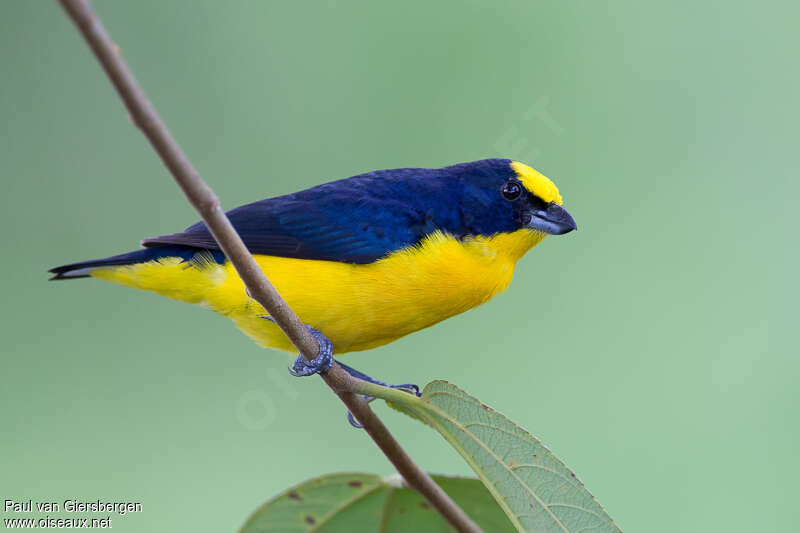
[57,1,481,532]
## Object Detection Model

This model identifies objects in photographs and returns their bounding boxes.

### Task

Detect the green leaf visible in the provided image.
[240,472,515,533]
[357,380,621,533]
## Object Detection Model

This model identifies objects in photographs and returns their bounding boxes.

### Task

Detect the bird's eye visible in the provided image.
[501,181,522,201]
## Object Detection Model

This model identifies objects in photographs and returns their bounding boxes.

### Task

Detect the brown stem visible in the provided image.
[56,1,481,531]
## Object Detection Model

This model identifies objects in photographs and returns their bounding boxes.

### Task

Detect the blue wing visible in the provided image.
[142,167,462,264]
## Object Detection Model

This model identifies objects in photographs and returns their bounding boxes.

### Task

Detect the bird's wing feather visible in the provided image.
[143,173,441,264]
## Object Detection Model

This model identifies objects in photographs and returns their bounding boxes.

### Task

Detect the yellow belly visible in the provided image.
[91,230,544,353]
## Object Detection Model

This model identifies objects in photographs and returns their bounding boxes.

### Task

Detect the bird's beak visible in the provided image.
[527,203,577,235]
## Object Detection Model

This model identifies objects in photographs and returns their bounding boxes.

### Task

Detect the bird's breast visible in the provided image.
[224,229,544,352]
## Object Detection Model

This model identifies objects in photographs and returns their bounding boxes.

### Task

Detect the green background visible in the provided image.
[1,1,797,531]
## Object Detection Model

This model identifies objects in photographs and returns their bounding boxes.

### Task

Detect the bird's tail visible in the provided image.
[49,244,229,307]
[48,245,224,280]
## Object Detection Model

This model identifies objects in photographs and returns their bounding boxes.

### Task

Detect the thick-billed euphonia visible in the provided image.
[50,158,575,383]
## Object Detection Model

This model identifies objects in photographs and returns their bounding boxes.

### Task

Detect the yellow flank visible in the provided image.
[91,229,546,354]
[510,161,563,205]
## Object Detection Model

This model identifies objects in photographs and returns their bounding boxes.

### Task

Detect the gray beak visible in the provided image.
[527,203,577,235]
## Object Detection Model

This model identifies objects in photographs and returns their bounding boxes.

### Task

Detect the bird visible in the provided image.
[50,158,576,389]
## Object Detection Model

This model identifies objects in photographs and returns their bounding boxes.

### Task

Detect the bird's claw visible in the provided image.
[346,385,421,428]
[260,316,334,377]
[262,316,419,428]
[335,361,421,428]
[391,383,421,397]
[287,325,334,377]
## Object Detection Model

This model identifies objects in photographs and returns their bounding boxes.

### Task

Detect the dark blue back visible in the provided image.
[143,158,519,264]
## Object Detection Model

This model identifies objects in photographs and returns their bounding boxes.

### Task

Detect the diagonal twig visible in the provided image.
[56,1,482,531]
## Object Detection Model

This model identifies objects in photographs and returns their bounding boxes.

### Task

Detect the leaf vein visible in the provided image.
[419,402,570,532]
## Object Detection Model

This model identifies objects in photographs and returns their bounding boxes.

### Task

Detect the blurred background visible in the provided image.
[1,1,798,531]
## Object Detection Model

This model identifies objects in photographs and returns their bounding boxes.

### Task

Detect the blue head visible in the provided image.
[432,158,576,239]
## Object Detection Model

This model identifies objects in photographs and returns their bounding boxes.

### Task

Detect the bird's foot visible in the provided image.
[288,325,334,377]
[262,316,419,428]
[336,361,421,428]
[336,361,420,396]
[260,316,334,377]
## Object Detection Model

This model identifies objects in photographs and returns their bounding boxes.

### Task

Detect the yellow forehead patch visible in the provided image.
[510,161,563,205]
